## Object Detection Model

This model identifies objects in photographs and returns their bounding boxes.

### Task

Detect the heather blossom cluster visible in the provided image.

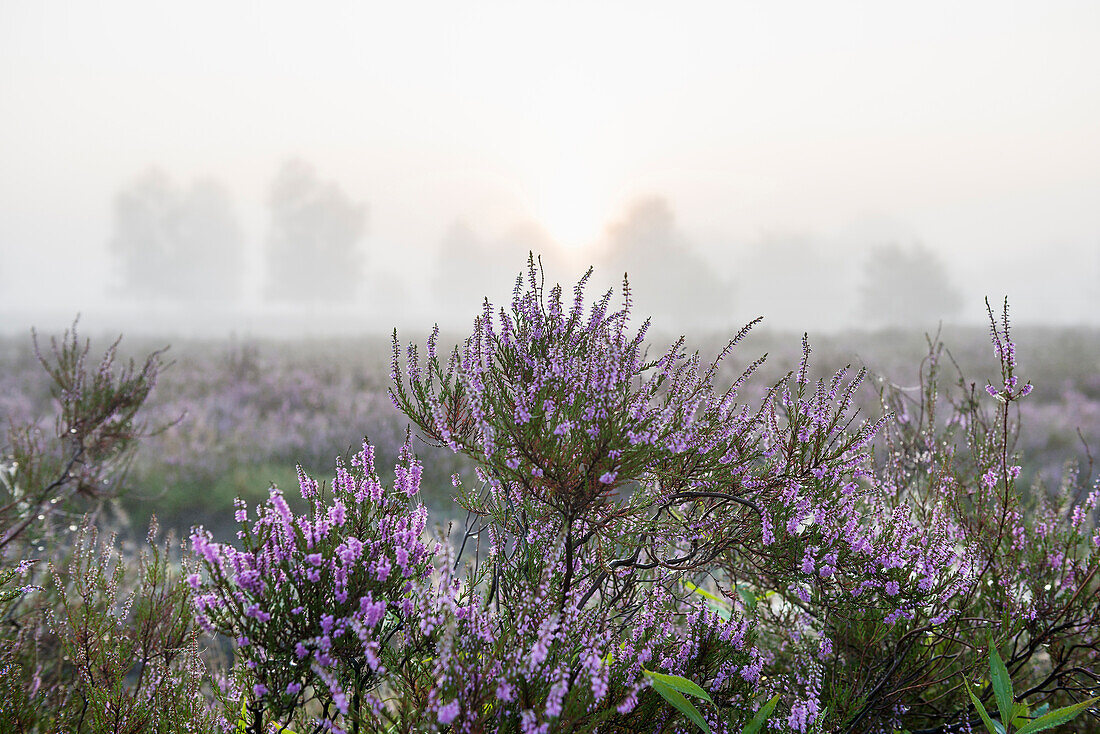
[189,438,436,733]
[176,262,1100,733]
[396,535,764,734]
[6,273,1100,733]
[387,257,986,731]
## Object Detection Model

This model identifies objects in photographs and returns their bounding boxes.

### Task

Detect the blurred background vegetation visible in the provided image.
[4,324,1096,542]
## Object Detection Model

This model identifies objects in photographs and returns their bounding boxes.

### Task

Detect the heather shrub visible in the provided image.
[6,264,1100,734]
[814,302,1100,732]
[38,518,223,733]
[385,258,970,732]
[194,259,1097,733]
[0,323,224,733]
[384,262,1097,733]
[188,438,437,733]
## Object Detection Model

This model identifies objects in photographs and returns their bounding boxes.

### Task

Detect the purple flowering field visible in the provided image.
[4,322,1096,539]
[2,266,1099,733]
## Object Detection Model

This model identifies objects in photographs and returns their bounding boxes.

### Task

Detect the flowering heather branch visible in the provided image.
[189,438,437,734]
[179,266,1099,733]
[817,301,1100,732]
[389,256,946,730]
[2,319,166,552]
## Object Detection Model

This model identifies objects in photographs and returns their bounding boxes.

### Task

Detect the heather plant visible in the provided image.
[2,321,165,724]
[188,438,437,734]
[386,256,934,731]
[962,638,1098,734]
[777,300,1100,732]
[29,518,224,733]
[0,322,224,733]
[1,320,165,553]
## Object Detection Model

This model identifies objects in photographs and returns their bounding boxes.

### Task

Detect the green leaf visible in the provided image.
[681,581,733,620]
[964,678,1000,734]
[650,677,712,734]
[988,639,1015,729]
[736,584,758,614]
[1011,702,1029,727]
[644,670,714,704]
[707,602,733,621]
[683,581,731,608]
[1014,697,1100,734]
[236,701,249,733]
[741,694,780,734]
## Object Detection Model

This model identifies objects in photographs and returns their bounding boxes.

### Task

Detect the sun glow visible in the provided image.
[513,68,626,260]
[532,166,606,256]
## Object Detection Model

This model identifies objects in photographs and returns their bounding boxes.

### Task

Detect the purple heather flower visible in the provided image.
[437,700,460,725]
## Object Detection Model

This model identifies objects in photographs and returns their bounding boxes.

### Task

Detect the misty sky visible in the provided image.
[2,1,1099,333]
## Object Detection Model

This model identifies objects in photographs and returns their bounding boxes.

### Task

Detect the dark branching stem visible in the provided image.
[561,516,575,612]
[249,701,264,734]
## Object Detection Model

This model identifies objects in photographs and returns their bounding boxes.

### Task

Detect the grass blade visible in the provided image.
[741,694,780,734]
[964,678,999,734]
[988,640,1014,729]
[650,677,712,734]
[1014,697,1100,734]
[644,669,714,704]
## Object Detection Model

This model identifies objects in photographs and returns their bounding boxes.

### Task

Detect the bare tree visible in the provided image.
[433,220,567,320]
[858,243,963,327]
[264,160,366,303]
[109,169,244,302]
[598,197,733,330]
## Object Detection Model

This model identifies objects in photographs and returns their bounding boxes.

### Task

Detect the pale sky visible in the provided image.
[2,1,1099,332]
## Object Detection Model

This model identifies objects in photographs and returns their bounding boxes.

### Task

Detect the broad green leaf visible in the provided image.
[742,694,780,734]
[964,678,999,734]
[644,670,714,704]
[683,581,731,609]
[988,640,1014,729]
[1015,697,1100,734]
[650,677,712,734]
[706,602,733,621]
[236,701,249,733]
[1011,702,1029,727]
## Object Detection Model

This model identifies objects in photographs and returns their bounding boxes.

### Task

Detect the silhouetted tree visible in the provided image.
[597,197,733,330]
[858,243,963,327]
[109,169,244,301]
[264,160,366,303]
[736,235,857,331]
[433,220,568,321]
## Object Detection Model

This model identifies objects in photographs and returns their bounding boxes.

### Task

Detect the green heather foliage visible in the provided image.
[2,261,1099,733]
